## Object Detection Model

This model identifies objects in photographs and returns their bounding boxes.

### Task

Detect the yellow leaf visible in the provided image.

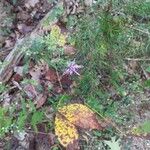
[50,25,66,47]
[55,103,106,148]
[58,34,66,47]
[55,113,79,147]
[58,104,104,130]
[51,25,61,39]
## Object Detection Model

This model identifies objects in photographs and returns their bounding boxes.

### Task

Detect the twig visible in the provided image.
[127,25,150,36]
[125,58,150,61]
[57,94,66,108]
[55,67,63,90]
[141,65,150,80]
[25,129,50,135]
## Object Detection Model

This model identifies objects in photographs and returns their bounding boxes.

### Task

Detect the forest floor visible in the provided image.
[0,0,150,150]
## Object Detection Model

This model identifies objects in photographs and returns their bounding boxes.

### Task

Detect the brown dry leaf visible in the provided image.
[29,60,48,83]
[24,84,37,99]
[34,124,56,149]
[58,104,104,130]
[61,75,72,90]
[25,0,39,8]
[53,86,63,94]
[66,140,80,150]
[17,11,31,21]
[45,69,58,83]
[84,0,93,6]
[12,74,23,82]
[124,60,138,75]
[4,38,14,48]
[55,113,79,148]
[2,93,11,108]
[17,24,34,34]
[35,93,47,109]
[64,45,76,56]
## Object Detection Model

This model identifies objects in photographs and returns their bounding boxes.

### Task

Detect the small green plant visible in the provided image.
[0,107,13,137]
[31,111,44,131]
[0,83,8,94]
[132,120,150,136]
[125,1,150,17]
[0,99,46,137]
[24,24,68,71]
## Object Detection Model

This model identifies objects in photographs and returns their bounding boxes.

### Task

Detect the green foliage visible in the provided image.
[0,83,8,94]
[104,137,121,150]
[31,111,44,131]
[42,3,64,27]
[0,108,13,137]
[132,120,150,135]
[125,1,150,17]
[146,66,150,73]
[25,24,68,71]
[66,2,149,134]
[0,98,46,137]
[16,111,28,129]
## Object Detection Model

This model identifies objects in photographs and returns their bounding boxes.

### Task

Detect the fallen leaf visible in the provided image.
[12,74,23,82]
[66,140,80,150]
[55,113,79,148]
[29,61,48,83]
[25,0,39,8]
[35,132,56,150]
[17,11,31,21]
[64,45,76,56]
[53,86,63,94]
[45,69,58,83]
[24,84,37,99]
[104,137,121,150]
[2,93,11,107]
[55,103,107,148]
[4,38,14,48]
[124,60,138,75]
[61,74,72,90]
[14,130,27,141]
[36,93,47,108]
[14,66,24,76]
[84,0,93,6]
[58,104,104,130]
[17,24,34,34]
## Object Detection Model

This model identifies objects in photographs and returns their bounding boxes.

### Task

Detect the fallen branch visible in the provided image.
[0,2,63,83]
[125,58,150,61]
[127,25,150,36]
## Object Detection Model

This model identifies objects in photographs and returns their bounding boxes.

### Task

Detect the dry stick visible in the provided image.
[85,103,126,137]
[26,129,50,135]
[125,58,150,61]
[125,26,150,61]
[55,67,63,91]
[141,65,150,79]
[127,25,150,36]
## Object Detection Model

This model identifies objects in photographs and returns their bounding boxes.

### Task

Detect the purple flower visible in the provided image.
[63,60,83,76]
